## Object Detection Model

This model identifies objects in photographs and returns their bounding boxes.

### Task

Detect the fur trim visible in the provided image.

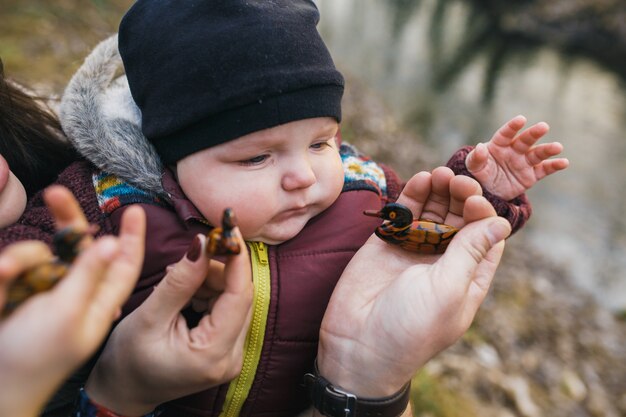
[59,34,165,195]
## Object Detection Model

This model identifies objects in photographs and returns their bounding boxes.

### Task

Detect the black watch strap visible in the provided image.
[303,364,410,417]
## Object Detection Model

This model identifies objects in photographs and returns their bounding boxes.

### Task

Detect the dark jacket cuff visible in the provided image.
[446,146,532,235]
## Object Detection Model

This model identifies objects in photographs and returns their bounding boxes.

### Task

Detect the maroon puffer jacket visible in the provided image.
[0,147,530,417]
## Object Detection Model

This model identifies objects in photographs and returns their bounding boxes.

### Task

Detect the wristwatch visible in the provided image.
[303,362,411,417]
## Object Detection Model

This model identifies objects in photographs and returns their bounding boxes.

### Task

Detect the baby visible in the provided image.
[2,1,567,416]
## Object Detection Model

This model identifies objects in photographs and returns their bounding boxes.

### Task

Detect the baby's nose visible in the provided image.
[281,162,316,191]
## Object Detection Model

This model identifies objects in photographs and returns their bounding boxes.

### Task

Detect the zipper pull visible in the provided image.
[250,242,269,265]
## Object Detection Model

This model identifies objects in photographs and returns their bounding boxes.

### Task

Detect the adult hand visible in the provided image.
[317,167,511,403]
[466,115,569,200]
[0,154,27,228]
[0,186,146,417]
[84,230,253,416]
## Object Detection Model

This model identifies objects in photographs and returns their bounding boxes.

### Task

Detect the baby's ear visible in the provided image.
[335,126,342,146]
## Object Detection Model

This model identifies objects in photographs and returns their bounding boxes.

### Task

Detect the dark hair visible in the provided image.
[0,58,78,196]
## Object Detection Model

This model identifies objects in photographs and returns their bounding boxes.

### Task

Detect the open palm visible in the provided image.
[466,115,569,201]
[317,167,511,398]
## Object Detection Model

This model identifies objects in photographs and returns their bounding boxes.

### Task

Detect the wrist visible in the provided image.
[85,365,160,417]
[317,339,411,398]
[76,388,161,417]
[304,359,411,417]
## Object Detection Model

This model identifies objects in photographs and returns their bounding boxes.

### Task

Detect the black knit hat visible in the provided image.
[118,0,344,165]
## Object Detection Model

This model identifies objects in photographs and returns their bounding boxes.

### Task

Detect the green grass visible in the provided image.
[411,370,478,417]
[0,0,133,91]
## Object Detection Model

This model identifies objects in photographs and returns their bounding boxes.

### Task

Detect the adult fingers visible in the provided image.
[44,186,93,245]
[419,167,454,223]
[436,214,510,295]
[0,241,53,280]
[199,261,226,295]
[0,241,53,307]
[195,227,252,347]
[141,234,212,324]
[446,175,483,227]
[54,236,121,317]
[85,206,147,315]
[462,195,497,224]
[395,171,432,217]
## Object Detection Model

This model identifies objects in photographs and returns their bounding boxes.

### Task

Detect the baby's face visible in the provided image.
[176,117,344,244]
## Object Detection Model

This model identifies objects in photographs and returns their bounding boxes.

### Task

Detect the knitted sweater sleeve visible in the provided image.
[0,161,114,250]
[446,146,531,234]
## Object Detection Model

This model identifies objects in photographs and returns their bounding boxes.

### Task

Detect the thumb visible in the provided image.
[199,227,252,345]
[465,143,487,174]
[142,234,211,322]
[437,216,511,292]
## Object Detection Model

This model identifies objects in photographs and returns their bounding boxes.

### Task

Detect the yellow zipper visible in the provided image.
[220,241,271,417]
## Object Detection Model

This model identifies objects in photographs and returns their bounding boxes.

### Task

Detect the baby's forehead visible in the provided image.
[215,117,339,152]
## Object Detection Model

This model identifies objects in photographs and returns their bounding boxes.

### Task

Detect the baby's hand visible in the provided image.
[466,115,569,201]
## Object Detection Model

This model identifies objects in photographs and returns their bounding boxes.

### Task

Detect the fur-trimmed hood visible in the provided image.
[59,34,166,196]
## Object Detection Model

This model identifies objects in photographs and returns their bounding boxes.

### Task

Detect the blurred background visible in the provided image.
[1,0,625,416]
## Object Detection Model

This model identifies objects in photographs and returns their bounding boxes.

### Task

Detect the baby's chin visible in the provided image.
[243,218,310,245]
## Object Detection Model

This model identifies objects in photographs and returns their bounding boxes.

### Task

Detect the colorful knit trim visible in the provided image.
[93,171,167,215]
[340,143,387,197]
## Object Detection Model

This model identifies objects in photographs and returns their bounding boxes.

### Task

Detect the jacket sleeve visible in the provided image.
[0,192,57,250]
[446,146,531,234]
[380,163,403,203]
[0,161,115,250]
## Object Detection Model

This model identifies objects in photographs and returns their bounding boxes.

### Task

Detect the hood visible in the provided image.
[59,34,165,196]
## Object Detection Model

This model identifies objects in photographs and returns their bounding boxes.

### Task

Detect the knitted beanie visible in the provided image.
[118,0,344,165]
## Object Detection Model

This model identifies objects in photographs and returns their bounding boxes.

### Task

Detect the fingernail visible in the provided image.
[186,235,202,262]
[488,219,511,243]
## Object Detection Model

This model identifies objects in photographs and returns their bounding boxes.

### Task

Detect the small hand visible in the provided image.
[318,167,511,399]
[466,115,569,200]
[0,186,146,417]
[84,230,253,416]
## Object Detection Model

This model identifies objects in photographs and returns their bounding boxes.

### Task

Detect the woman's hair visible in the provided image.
[0,58,78,196]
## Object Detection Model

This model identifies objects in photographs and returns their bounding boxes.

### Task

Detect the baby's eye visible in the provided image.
[310,140,331,150]
[239,154,269,166]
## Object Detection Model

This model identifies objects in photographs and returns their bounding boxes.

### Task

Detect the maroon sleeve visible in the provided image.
[0,161,114,250]
[446,146,531,234]
[380,163,403,203]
